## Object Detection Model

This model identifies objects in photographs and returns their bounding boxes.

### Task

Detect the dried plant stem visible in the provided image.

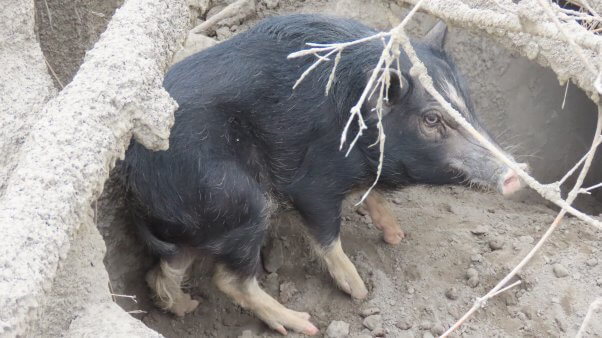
[44,57,64,89]
[575,297,602,338]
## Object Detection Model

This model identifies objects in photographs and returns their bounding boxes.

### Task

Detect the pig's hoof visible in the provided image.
[349,279,369,299]
[263,307,319,336]
[332,269,368,299]
[383,228,405,245]
[168,293,199,317]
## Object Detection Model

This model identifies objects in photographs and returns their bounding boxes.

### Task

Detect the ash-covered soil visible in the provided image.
[101,185,602,337]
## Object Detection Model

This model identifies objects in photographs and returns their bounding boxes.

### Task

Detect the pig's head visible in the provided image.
[371,21,525,196]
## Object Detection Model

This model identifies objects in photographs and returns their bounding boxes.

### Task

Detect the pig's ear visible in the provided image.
[365,70,411,119]
[423,20,448,50]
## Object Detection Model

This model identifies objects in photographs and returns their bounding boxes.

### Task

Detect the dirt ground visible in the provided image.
[100,183,602,338]
[34,0,602,337]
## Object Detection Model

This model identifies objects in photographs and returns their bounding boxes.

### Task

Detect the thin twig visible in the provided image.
[127,310,148,314]
[575,297,602,338]
[562,81,569,110]
[111,293,138,303]
[558,133,602,185]
[581,181,602,192]
[44,57,64,89]
[43,0,52,27]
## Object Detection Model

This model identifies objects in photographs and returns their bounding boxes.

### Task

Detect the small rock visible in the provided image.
[262,0,279,9]
[356,206,368,216]
[261,238,284,273]
[372,327,386,337]
[466,268,479,287]
[360,307,381,317]
[448,307,460,319]
[552,263,569,278]
[351,334,372,338]
[395,320,412,330]
[238,330,258,338]
[432,323,445,335]
[555,316,567,332]
[418,320,432,330]
[325,320,350,338]
[521,306,534,320]
[393,198,403,205]
[519,235,534,244]
[501,292,518,306]
[441,203,453,213]
[585,258,598,267]
[264,272,279,294]
[489,239,504,251]
[470,227,487,235]
[470,254,483,263]
[362,314,382,331]
[597,278,602,287]
[171,33,218,65]
[215,26,233,40]
[423,332,435,338]
[445,287,458,300]
[279,281,298,303]
[222,314,238,326]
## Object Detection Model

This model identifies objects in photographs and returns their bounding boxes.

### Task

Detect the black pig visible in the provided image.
[122,14,524,335]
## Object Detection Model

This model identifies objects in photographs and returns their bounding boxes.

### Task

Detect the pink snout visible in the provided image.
[499,163,528,196]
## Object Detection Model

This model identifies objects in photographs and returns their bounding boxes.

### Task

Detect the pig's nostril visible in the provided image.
[504,174,518,187]
[501,170,522,196]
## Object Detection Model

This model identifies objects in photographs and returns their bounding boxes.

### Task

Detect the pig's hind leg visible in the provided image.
[214,264,318,335]
[146,248,199,317]
[208,177,318,335]
[363,191,405,244]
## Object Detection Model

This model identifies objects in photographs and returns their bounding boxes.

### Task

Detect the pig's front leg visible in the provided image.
[363,191,404,245]
[319,237,368,299]
[292,195,368,299]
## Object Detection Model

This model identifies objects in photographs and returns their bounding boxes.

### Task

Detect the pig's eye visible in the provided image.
[423,112,441,127]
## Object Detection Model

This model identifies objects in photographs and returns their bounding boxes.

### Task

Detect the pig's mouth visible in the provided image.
[448,160,526,197]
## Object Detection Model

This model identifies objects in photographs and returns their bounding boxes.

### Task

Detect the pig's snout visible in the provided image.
[498,163,528,196]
